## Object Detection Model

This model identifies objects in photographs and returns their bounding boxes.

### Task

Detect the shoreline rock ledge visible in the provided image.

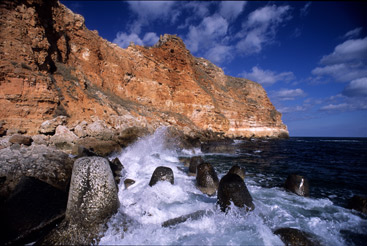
[0,0,288,140]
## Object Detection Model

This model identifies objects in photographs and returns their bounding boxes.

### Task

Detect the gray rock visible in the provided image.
[149,166,174,186]
[196,163,219,196]
[162,210,213,228]
[347,195,367,214]
[0,177,67,245]
[284,174,310,197]
[0,145,74,200]
[31,134,50,145]
[86,120,114,140]
[274,227,317,246]
[37,157,119,245]
[50,125,78,152]
[39,116,67,135]
[217,174,254,212]
[73,121,88,138]
[188,156,204,176]
[227,165,245,180]
[124,178,136,189]
[9,134,33,146]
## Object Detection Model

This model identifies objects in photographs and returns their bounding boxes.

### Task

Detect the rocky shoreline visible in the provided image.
[1,123,366,245]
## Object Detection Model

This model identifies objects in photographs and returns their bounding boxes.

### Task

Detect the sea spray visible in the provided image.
[100,129,367,245]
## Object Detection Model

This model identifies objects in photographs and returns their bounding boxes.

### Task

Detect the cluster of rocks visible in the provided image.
[0,116,151,157]
[0,129,125,245]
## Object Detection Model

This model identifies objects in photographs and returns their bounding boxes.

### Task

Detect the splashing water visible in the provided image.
[100,128,367,245]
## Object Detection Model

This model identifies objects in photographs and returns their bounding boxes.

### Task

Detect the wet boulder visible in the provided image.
[196,163,219,196]
[9,134,33,146]
[274,227,317,246]
[284,174,310,197]
[109,158,124,186]
[347,195,367,214]
[227,165,246,180]
[37,157,119,245]
[188,156,204,176]
[124,178,136,189]
[74,137,121,157]
[178,156,191,167]
[217,174,254,212]
[0,177,67,245]
[162,210,213,228]
[149,166,174,186]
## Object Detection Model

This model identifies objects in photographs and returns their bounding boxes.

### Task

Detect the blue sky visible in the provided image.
[61,1,367,137]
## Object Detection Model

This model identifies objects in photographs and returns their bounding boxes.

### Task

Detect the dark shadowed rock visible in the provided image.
[274,227,317,246]
[217,174,254,212]
[0,145,74,200]
[196,163,219,196]
[284,174,310,197]
[162,210,213,228]
[116,126,150,147]
[9,134,33,146]
[188,156,204,176]
[124,178,136,189]
[37,157,119,245]
[109,157,124,186]
[347,195,367,214]
[0,126,7,137]
[227,165,245,180]
[149,166,174,186]
[75,145,97,157]
[0,177,67,245]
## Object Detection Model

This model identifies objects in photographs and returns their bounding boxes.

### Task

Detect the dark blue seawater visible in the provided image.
[101,131,367,246]
[205,137,367,207]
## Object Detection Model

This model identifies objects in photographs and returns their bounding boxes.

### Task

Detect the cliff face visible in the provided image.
[0,0,288,138]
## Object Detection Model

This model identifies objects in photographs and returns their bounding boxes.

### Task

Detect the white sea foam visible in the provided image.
[100,128,367,245]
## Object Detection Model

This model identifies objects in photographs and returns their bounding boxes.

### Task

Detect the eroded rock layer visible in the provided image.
[0,0,288,138]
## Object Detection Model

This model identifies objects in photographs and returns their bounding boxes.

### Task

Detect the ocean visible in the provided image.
[100,128,367,245]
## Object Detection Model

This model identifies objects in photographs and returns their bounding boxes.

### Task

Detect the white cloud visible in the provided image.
[278,105,307,114]
[219,1,247,21]
[312,63,367,82]
[344,27,363,39]
[185,14,230,64]
[320,103,349,111]
[300,2,311,17]
[236,5,291,54]
[127,1,177,33]
[342,77,367,97]
[240,66,295,86]
[113,32,159,48]
[271,88,306,100]
[205,45,233,64]
[320,37,367,65]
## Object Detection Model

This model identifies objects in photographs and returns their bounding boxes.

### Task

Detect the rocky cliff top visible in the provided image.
[0,0,288,139]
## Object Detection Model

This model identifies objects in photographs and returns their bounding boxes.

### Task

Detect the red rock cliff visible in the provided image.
[0,0,288,138]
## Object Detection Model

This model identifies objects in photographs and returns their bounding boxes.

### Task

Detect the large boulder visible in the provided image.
[227,165,246,180]
[85,120,114,140]
[284,174,310,197]
[39,116,67,135]
[37,157,119,245]
[116,126,150,147]
[50,125,78,152]
[196,163,219,196]
[0,177,67,245]
[274,227,317,246]
[0,145,74,200]
[217,174,255,212]
[347,195,367,214]
[9,134,33,146]
[149,166,174,187]
[188,156,204,176]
